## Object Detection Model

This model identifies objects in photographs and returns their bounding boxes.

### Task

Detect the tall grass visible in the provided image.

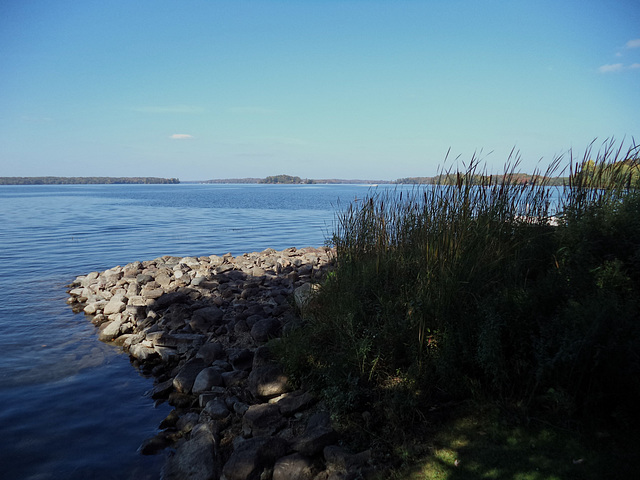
[276,139,640,436]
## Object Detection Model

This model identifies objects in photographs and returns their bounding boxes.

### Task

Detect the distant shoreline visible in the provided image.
[0,176,180,185]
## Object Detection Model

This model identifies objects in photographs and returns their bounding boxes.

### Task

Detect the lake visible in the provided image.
[0,183,379,480]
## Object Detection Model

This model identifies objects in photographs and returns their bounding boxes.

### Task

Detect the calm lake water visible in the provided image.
[0,183,380,480]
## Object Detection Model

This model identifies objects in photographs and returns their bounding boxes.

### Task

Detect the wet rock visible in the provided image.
[150,378,174,399]
[98,317,124,342]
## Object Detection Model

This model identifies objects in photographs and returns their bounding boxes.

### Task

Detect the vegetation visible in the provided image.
[259,174,308,184]
[0,176,179,185]
[275,139,640,475]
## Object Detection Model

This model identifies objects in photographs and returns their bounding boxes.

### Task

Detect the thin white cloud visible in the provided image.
[625,39,640,49]
[630,63,640,69]
[132,105,204,114]
[598,63,625,73]
[170,134,194,140]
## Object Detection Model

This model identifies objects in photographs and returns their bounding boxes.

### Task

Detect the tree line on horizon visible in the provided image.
[0,176,180,185]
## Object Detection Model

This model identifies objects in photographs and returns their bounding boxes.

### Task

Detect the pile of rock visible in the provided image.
[66,246,373,480]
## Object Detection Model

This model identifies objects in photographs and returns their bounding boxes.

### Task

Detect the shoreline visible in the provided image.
[66,246,373,480]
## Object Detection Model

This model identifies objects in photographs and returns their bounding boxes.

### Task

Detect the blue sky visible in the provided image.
[1,0,638,181]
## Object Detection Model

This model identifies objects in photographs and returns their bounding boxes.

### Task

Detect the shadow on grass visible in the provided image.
[391,404,639,480]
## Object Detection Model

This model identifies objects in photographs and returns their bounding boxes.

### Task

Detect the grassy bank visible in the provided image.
[275,139,640,476]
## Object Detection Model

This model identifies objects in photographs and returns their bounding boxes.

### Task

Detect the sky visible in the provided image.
[1,0,639,181]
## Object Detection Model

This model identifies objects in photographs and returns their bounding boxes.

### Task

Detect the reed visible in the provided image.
[276,139,640,437]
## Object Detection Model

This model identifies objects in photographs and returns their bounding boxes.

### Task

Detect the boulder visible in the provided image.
[273,453,316,480]
[162,424,217,480]
[98,317,124,342]
[173,358,207,394]
[192,367,224,394]
[248,364,290,400]
[195,342,225,364]
[250,318,281,343]
[103,299,126,316]
[243,403,286,437]
[292,412,337,456]
[222,436,289,480]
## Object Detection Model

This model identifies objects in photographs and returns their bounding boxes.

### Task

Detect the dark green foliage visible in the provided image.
[277,139,640,437]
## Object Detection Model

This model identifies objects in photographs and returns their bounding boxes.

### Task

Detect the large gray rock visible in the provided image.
[192,367,224,394]
[222,436,289,480]
[272,453,316,480]
[242,403,286,437]
[250,318,281,343]
[190,306,224,333]
[272,391,316,416]
[163,424,217,480]
[173,358,207,394]
[103,299,126,316]
[196,342,225,364]
[98,317,124,342]
[248,364,290,400]
[292,412,337,456]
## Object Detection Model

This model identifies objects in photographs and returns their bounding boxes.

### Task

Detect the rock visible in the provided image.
[98,318,124,342]
[150,378,174,399]
[323,445,371,473]
[192,367,224,394]
[176,412,200,433]
[190,306,224,333]
[154,345,179,363]
[129,343,157,362]
[293,283,314,311]
[250,318,281,343]
[273,453,316,480]
[151,291,190,309]
[222,436,289,480]
[163,424,217,480]
[173,358,207,394]
[243,403,287,437]
[248,364,291,400]
[139,431,175,455]
[271,391,316,416]
[229,348,254,371]
[222,370,248,388]
[203,398,230,420]
[103,299,126,316]
[196,342,225,364]
[292,412,337,456]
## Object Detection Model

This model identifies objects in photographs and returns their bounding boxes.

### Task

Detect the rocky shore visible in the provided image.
[66,246,373,480]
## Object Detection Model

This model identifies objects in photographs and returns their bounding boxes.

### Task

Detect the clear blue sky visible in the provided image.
[1,0,638,181]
